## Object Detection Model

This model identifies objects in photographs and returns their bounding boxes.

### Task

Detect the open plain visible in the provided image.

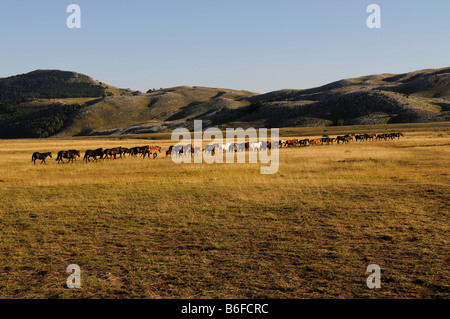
[0,123,449,298]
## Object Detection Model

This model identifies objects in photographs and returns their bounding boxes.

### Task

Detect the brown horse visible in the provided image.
[103,148,120,160]
[32,152,52,165]
[129,145,149,157]
[284,139,299,147]
[83,148,103,162]
[144,146,162,159]
[309,138,321,146]
[56,150,80,164]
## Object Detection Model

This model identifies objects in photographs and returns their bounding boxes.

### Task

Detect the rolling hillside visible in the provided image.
[1,67,449,138]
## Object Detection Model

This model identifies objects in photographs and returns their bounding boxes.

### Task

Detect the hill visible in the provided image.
[0,70,107,138]
[0,67,449,138]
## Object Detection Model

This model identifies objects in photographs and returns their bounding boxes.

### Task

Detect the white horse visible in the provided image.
[249,141,262,151]
[222,142,234,152]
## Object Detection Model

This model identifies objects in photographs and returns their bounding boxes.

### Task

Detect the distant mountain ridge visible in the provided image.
[0,67,449,138]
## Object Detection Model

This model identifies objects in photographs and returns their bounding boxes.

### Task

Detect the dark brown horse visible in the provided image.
[32,152,52,165]
[103,148,119,160]
[56,150,80,164]
[129,146,149,157]
[83,148,103,162]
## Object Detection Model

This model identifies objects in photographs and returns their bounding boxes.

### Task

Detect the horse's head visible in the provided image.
[49,153,52,158]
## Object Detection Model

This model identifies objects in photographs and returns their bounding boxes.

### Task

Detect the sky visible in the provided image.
[0,0,449,93]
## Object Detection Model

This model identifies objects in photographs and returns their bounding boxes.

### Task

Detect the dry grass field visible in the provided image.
[0,125,449,299]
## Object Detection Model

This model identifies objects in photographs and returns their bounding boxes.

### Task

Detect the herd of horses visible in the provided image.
[31,145,162,165]
[283,132,404,147]
[30,132,404,164]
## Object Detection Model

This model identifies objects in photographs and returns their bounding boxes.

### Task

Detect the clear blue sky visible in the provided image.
[1,0,449,93]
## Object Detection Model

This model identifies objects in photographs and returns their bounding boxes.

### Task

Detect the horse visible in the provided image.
[109,147,125,159]
[119,147,128,157]
[221,143,234,152]
[235,142,248,152]
[344,133,355,141]
[128,146,149,157]
[284,139,299,147]
[103,148,119,160]
[67,150,80,163]
[171,145,185,158]
[56,150,80,164]
[203,144,217,156]
[299,139,310,146]
[83,148,103,162]
[309,138,321,146]
[249,142,262,152]
[336,136,351,144]
[144,146,162,159]
[32,152,52,165]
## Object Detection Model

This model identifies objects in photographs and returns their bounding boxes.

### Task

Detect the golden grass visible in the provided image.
[0,132,449,299]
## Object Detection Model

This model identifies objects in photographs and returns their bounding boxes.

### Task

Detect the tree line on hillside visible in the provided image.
[0,102,82,138]
[0,71,105,138]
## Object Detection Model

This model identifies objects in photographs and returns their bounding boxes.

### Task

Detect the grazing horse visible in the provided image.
[83,148,103,162]
[32,152,52,165]
[56,150,80,164]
